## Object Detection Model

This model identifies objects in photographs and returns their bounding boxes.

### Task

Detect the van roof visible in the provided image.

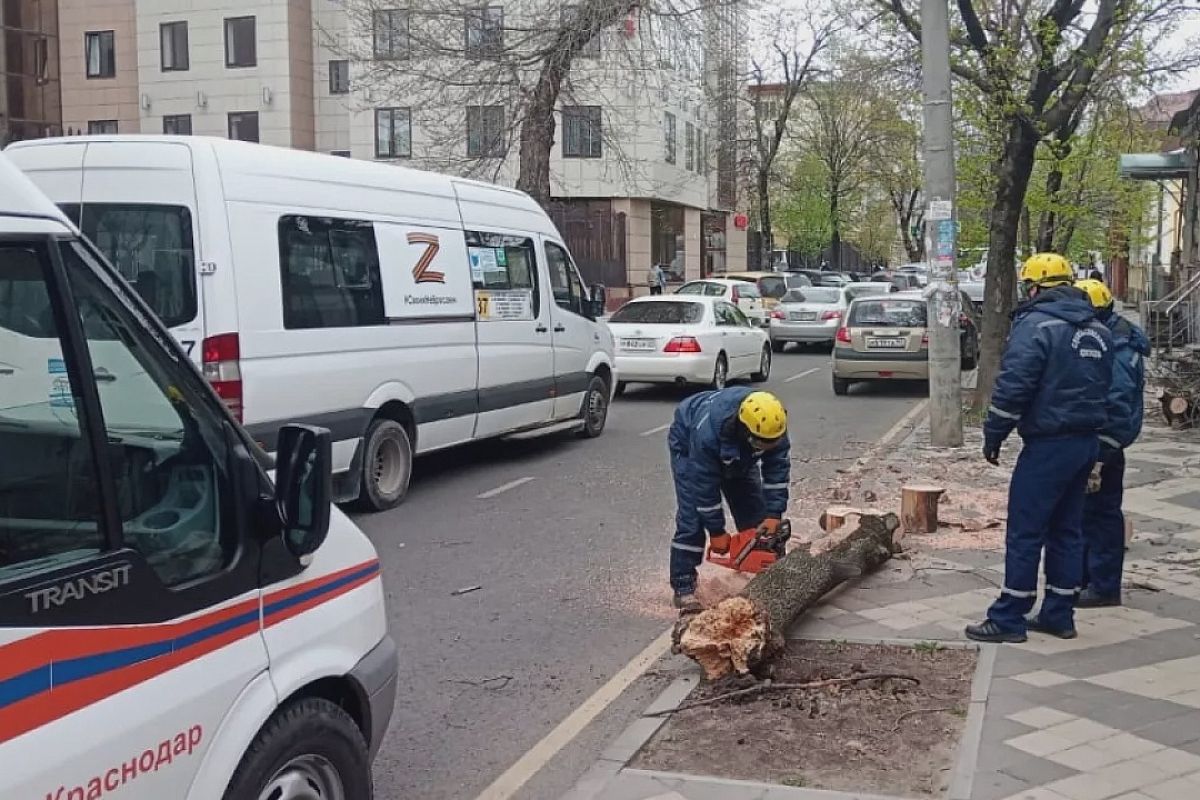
[0,150,72,230]
[6,135,552,233]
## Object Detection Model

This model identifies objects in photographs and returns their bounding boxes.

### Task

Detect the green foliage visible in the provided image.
[774,152,833,259]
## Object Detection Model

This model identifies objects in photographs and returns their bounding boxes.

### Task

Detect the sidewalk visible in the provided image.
[565,411,1200,800]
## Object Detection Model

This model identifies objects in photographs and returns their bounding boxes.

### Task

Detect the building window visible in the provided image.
[160,21,189,71]
[375,108,411,159]
[467,105,505,158]
[163,114,192,135]
[329,60,350,94]
[87,120,118,134]
[685,122,695,172]
[562,106,601,159]
[224,16,256,68]
[33,36,50,83]
[465,6,503,57]
[697,131,706,174]
[372,9,409,59]
[85,31,115,79]
[560,5,600,56]
[664,112,676,164]
[278,215,385,330]
[330,150,351,158]
[228,112,259,143]
[651,203,686,282]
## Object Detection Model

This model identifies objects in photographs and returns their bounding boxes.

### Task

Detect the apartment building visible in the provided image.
[1,0,61,146]
[54,1,748,296]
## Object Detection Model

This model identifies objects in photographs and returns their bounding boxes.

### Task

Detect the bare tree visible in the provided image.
[746,11,834,268]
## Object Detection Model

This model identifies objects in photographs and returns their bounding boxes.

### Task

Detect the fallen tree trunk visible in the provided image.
[674,513,900,680]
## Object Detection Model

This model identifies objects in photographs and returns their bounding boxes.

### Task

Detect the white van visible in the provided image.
[0,152,395,798]
[6,136,616,511]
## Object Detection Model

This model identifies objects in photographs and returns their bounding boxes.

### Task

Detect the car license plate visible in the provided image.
[620,338,656,351]
[791,312,818,321]
[868,337,906,349]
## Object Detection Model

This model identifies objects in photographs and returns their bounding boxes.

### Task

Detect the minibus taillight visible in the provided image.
[202,333,243,422]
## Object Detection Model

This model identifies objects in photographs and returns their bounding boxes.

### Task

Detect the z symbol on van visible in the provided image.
[407,233,445,284]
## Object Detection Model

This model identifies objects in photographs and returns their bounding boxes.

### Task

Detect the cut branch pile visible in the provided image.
[673,513,900,680]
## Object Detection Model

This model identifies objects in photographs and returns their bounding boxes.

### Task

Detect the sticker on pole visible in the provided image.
[475,289,534,321]
[927,200,953,221]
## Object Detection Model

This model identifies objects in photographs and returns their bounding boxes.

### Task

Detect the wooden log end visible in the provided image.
[674,596,774,681]
[901,484,945,535]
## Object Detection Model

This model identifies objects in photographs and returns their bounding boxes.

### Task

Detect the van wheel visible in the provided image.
[752,346,772,382]
[579,375,610,438]
[711,354,729,389]
[614,381,628,397]
[832,375,850,396]
[221,697,371,800]
[357,418,413,512]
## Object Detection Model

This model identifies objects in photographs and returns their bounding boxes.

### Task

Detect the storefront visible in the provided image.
[651,202,686,283]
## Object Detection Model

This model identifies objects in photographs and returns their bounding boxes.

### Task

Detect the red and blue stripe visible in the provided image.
[0,558,380,744]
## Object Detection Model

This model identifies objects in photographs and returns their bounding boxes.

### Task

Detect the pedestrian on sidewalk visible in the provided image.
[966,253,1114,644]
[648,263,667,295]
[1076,278,1150,609]
[667,388,790,613]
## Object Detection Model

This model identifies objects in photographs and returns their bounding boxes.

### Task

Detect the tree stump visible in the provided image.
[673,513,899,680]
[901,484,945,534]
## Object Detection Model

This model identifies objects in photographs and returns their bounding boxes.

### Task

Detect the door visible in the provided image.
[544,239,597,420]
[469,230,555,437]
[714,301,752,375]
[1,237,268,798]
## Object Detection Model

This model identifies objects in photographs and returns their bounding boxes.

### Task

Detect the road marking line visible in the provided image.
[784,367,821,383]
[473,629,674,800]
[476,476,535,499]
[879,398,929,449]
[639,422,672,438]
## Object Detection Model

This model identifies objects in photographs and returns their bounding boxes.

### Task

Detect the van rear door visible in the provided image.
[75,142,205,363]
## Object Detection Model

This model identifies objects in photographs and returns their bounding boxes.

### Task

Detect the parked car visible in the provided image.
[844,281,894,302]
[896,263,930,287]
[724,270,811,310]
[608,296,772,393]
[768,287,847,351]
[831,291,980,395]
[870,271,919,291]
[7,135,615,510]
[676,278,766,326]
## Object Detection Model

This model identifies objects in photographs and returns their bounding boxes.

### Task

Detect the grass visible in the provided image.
[782,776,808,787]
[914,640,944,654]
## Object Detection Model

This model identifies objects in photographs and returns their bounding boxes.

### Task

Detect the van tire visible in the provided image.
[614,381,628,397]
[221,697,372,800]
[578,375,610,438]
[357,419,413,512]
[751,346,772,382]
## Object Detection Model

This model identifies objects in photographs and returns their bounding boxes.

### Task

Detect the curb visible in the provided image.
[561,636,996,800]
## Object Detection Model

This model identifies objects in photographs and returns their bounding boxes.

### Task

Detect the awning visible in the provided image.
[1118,151,1194,180]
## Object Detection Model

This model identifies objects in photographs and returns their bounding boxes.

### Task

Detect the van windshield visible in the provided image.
[60,203,197,329]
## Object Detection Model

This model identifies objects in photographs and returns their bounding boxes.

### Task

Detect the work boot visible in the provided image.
[1076,589,1121,608]
[673,593,702,614]
[964,620,1027,644]
[1025,615,1078,639]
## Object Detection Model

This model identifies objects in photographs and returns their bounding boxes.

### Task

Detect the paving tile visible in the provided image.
[998,753,1079,786]
[1089,732,1166,760]
[1141,778,1200,800]
[1007,707,1078,730]
[997,789,1073,800]
[1135,710,1200,748]
[1134,748,1200,778]
[1013,670,1077,688]
[1043,743,1113,772]
[971,770,1033,800]
[1052,696,1195,732]
[1005,730,1078,757]
[1044,761,1173,800]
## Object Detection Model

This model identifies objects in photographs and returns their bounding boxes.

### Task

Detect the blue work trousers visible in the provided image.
[669,450,766,594]
[987,435,1098,635]
[1082,450,1127,600]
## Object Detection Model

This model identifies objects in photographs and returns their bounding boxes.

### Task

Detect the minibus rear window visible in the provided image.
[60,203,198,329]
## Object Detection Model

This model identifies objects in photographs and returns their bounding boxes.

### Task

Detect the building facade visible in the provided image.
[1,0,61,146]
[54,1,748,297]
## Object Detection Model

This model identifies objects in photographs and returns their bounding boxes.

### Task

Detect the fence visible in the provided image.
[547,203,627,290]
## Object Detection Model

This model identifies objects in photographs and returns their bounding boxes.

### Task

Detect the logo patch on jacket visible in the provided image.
[1071,328,1108,360]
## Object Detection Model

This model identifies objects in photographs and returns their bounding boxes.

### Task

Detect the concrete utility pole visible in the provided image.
[920,0,963,447]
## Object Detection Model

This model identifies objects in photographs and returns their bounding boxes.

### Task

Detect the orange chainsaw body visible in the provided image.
[705,520,791,574]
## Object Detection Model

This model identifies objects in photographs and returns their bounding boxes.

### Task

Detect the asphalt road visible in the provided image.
[356,346,925,800]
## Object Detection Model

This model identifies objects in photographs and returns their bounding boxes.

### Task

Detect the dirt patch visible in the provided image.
[631,641,977,797]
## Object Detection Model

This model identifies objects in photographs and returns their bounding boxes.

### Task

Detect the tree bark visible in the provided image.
[759,169,774,268]
[900,485,945,534]
[973,120,1040,413]
[829,183,842,270]
[674,513,900,680]
[1036,165,1066,253]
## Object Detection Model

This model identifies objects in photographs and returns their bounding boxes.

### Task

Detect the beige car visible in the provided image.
[831,292,980,395]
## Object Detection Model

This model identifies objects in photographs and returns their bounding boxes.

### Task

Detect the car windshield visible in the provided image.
[845,283,889,301]
[849,299,927,328]
[793,287,840,304]
[676,282,707,295]
[755,275,787,299]
[733,282,761,298]
[610,301,704,324]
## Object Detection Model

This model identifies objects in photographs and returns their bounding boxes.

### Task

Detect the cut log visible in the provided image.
[674,513,899,680]
[1170,396,1190,416]
[818,505,861,533]
[900,484,945,534]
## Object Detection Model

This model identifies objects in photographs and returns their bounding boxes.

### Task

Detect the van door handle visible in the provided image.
[0,367,12,376]
[535,324,548,333]
[554,324,566,333]
[94,369,117,383]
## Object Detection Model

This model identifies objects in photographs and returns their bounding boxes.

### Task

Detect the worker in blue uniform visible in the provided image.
[1075,278,1149,608]
[966,253,1113,644]
[667,388,790,613]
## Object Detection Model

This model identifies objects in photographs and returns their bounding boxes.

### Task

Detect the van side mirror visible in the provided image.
[588,284,607,319]
[275,424,332,559]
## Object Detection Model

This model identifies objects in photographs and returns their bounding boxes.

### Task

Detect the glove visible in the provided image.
[982,436,1002,466]
[757,518,781,536]
[1086,463,1104,494]
[708,532,731,554]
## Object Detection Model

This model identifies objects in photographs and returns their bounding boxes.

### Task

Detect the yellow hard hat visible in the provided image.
[1075,278,1113,309]
[738,391,787,441]
[1020,253,1073,286]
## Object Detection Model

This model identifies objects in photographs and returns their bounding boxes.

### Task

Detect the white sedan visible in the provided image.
[674,278,767,326]
[607,295,772,394]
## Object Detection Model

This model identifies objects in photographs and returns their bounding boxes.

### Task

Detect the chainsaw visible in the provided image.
[705,519,792,574]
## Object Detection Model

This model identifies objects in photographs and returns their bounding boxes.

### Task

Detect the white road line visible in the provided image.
[472,629,673,800]
[784,367,821,383]
[476,476,535,500]
[639,422,672,438]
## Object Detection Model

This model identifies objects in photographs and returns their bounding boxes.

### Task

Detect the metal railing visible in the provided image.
[1142,268,1200,353]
